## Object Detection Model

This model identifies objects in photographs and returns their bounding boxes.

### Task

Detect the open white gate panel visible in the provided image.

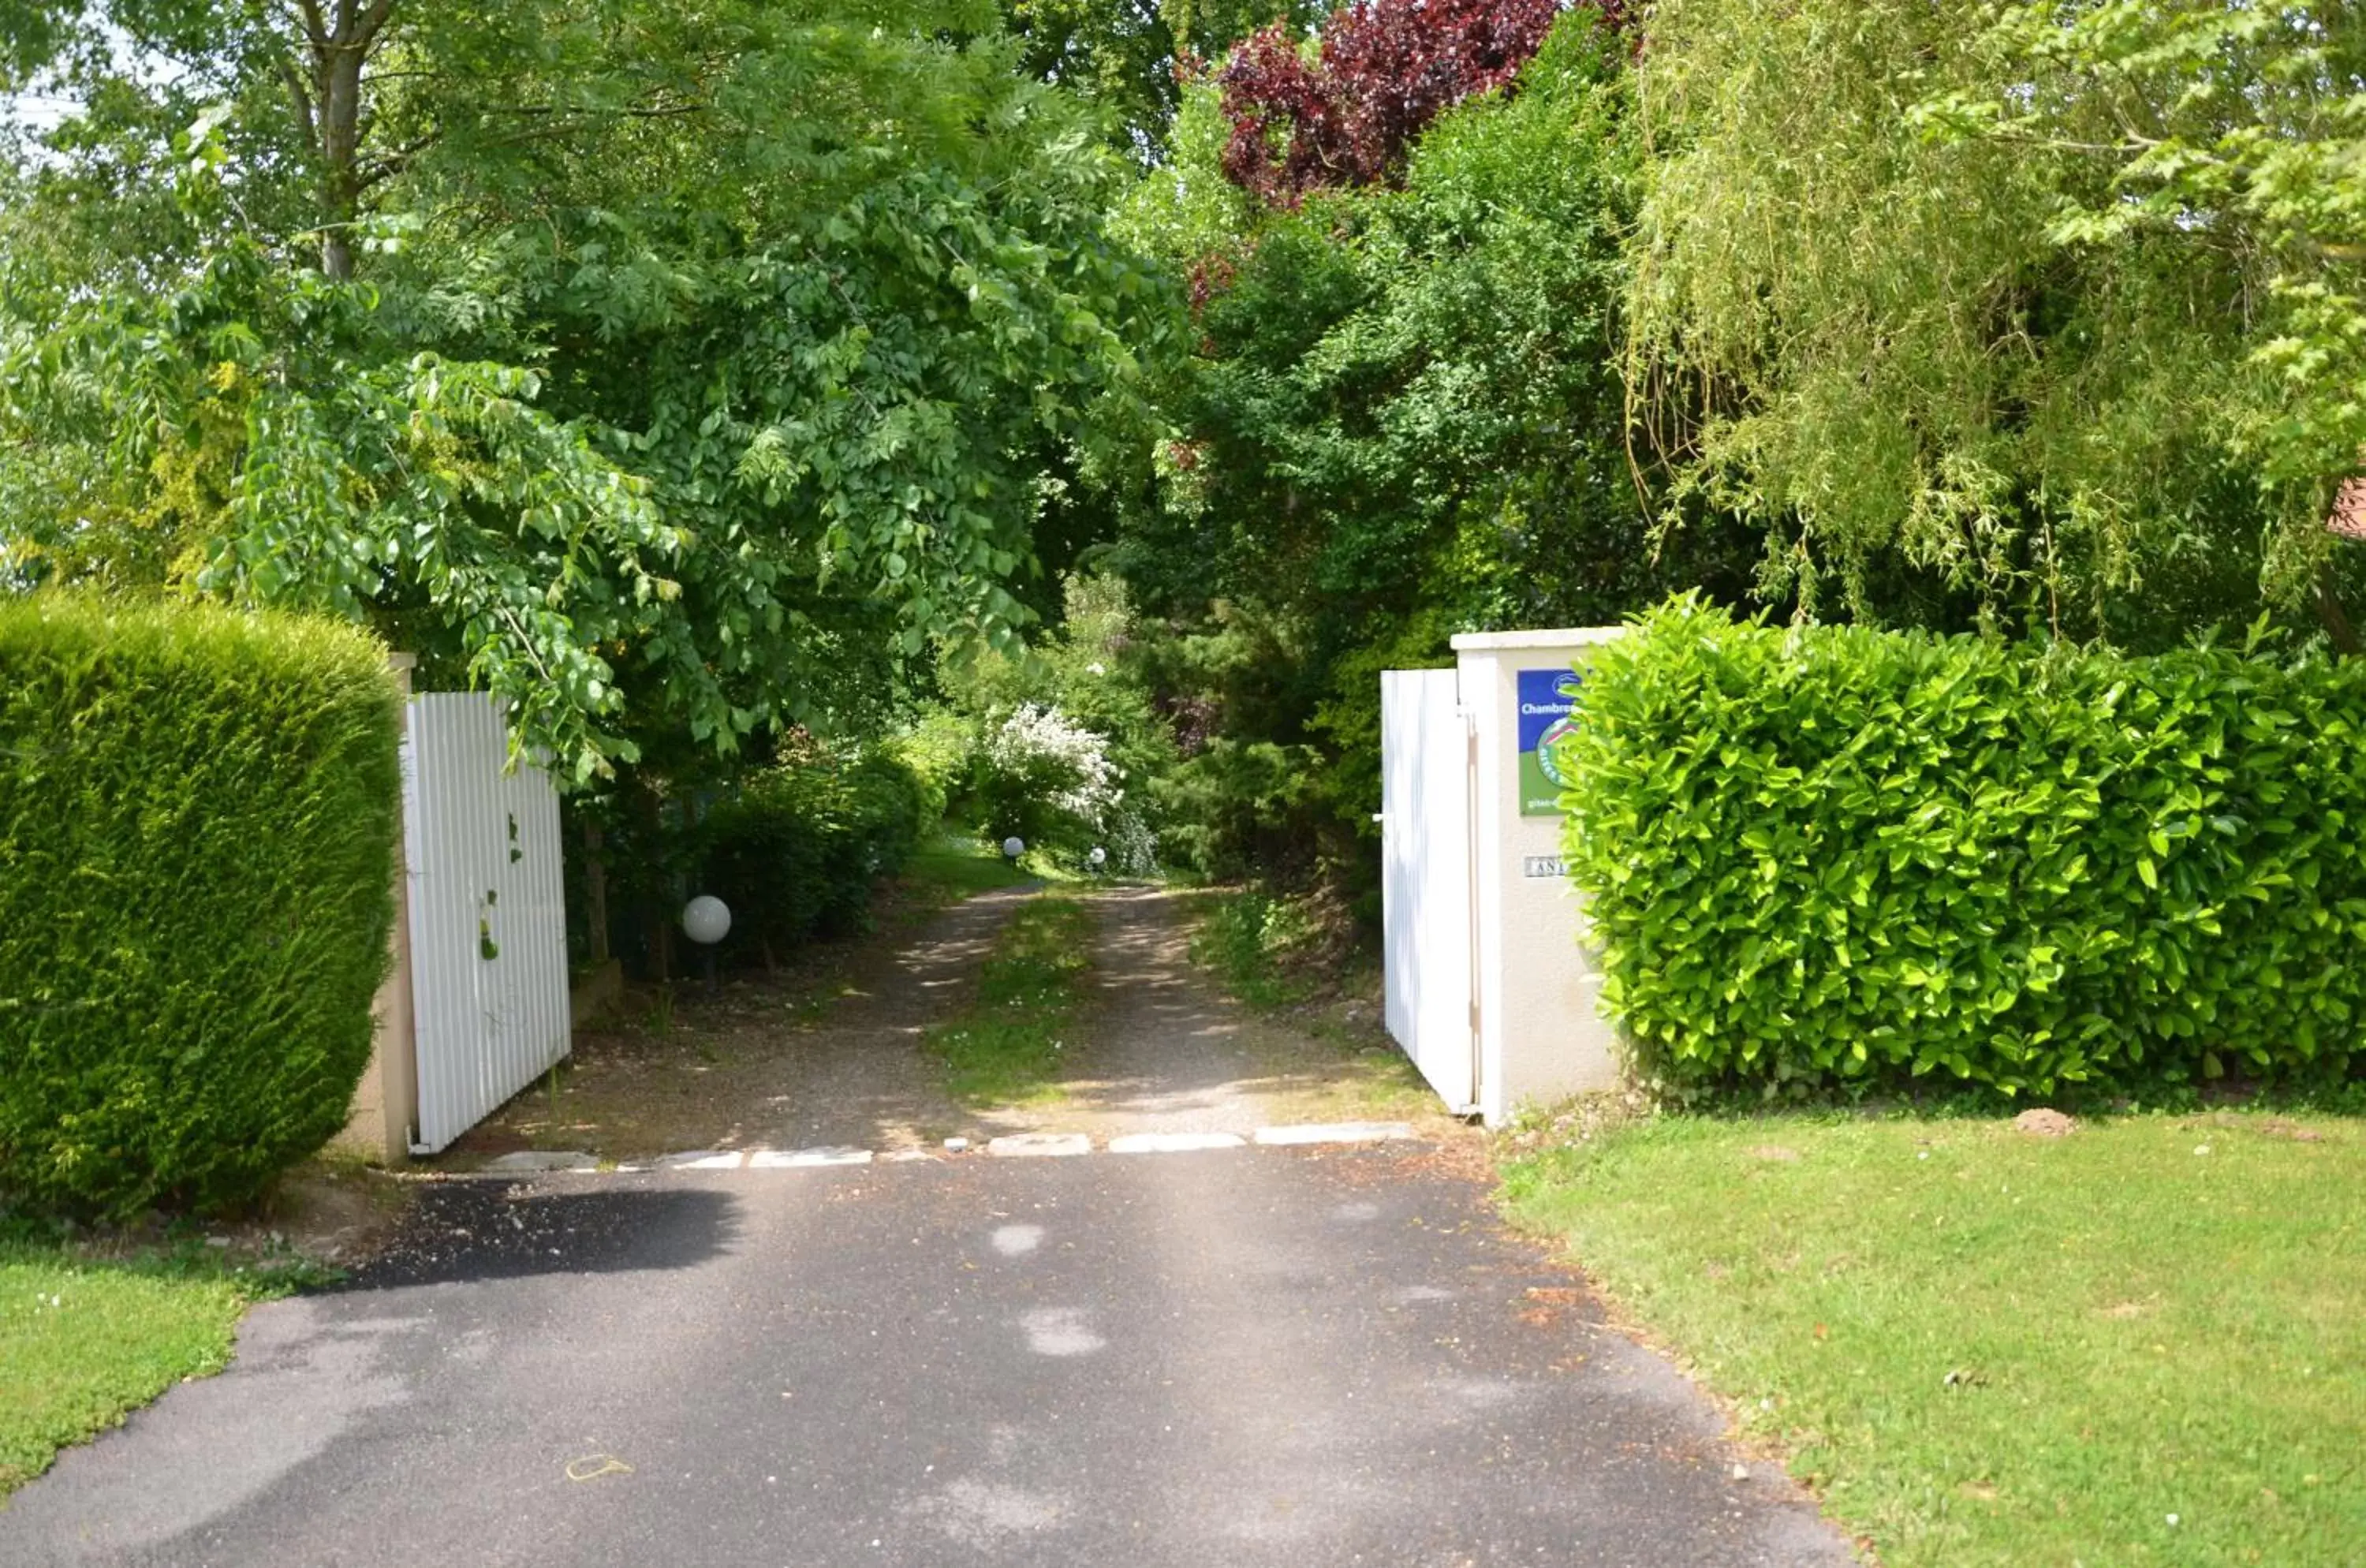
[1380,668,1477,1114]
[402,693,571,1153]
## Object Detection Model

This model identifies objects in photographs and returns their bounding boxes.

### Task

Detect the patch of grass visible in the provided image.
[1499,1110,2366,1566]
[0,1232,325,1499]
[899,830,1040,905]
[926,894,1096,1106]
[1188,887,1329,1010]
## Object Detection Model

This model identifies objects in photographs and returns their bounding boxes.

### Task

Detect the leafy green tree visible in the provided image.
[1115,9,1723,878]
[1625,0,2366,647]
[0,2,1165,778]
[999,0,1321,157]
[1927,0,2366,642]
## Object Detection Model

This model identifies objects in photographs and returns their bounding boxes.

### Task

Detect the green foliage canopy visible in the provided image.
[1000,0,1320,157]
[1115,12,1742,875]
[1626,0,2366,647]
[0,1,1166,779]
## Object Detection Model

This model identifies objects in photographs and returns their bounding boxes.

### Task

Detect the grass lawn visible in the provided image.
[1499,1109,2366,1567]
[0,1241,296,1499]
[926,893,1096,1105]
[899,832,1039,903]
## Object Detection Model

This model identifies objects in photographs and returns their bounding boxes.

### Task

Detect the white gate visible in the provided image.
[1380,669,1478,1113]
[402,694,571,1153]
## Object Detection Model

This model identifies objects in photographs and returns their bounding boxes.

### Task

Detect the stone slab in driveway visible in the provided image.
[0,1148,1853,1568]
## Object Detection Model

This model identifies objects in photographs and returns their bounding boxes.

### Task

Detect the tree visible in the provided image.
[1924,0,2366,644]
[1215,0,1582,206]
[0,2,1166,778]
[999,0,1323,157]
[1115,9,1722,878]
[1623,0,2366,648]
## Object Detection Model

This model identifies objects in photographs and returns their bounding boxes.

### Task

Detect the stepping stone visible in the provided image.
[657,1150,746,1170]
[987,1133,1093,1159]
[483,1151,598,1173]
[1252,1122,1416,1147]
[1107,1132,1246,1154]
[747,1147,872,1169]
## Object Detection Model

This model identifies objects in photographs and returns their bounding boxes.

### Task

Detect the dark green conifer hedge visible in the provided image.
[0,599,402,1215]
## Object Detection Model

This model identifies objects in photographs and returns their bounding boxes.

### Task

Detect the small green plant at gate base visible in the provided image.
[927,895,1096,1106]
[1189,890,1327,1010]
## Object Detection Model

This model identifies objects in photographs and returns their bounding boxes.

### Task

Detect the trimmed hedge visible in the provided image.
[698,752,929,961]
[0,599,402,1216]
[1560,599,2366,1096]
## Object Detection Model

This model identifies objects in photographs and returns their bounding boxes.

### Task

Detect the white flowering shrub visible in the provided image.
[975,703,1156,872]
[984,704,1118,821]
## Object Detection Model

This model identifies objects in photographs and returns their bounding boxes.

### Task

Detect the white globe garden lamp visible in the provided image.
[1002,836,1025,862]
[681,894,733,946]
[681,894,731,993]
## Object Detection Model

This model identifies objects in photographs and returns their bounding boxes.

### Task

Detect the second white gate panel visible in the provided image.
[402,693,571,1153]
[1381,668,1477,1113]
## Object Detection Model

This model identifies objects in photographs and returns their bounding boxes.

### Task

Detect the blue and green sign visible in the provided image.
[1517,666,1584,816]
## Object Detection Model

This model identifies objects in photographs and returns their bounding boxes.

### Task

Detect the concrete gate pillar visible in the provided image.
[1450,629,1626,1124]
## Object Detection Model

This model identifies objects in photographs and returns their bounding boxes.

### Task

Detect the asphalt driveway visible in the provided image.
[1,1144,1849,1567]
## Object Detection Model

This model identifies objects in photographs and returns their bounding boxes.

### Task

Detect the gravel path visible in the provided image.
[454,883,1445,1163]
[450,885,1036,1162]
[1033,887,1454,1139]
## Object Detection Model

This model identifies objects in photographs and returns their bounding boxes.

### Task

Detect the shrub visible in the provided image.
[0,599,402,1217]
[1560,598,2366,1097]
[955,702,1159,874]
[697,750,930,962]
[881,713,967,830]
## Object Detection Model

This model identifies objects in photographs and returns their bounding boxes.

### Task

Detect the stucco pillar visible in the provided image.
[1450,628,1627,1123]
[338,653,417,1163]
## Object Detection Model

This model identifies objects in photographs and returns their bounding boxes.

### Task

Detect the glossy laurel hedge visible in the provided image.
[1560,599,2366,1096]
[697,753,930,962]
[0,599,402,1216]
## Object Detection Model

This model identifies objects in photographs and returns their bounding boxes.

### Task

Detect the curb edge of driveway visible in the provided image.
[449,1122,1423,1178]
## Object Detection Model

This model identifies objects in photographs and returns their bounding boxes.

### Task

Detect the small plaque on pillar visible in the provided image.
[1516,667,1584,816]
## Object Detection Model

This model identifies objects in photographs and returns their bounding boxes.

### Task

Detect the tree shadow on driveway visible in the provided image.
[328,1181,739,1290]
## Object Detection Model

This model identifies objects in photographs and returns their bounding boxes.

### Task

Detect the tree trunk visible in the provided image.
[285,0,401,279]
[583,820,610,964]
[2319,559,2362,659]
[319,38,363,280]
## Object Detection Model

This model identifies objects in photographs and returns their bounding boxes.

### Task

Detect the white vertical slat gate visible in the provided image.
[1380,668,1479,1114]
[402,694,571,1153]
